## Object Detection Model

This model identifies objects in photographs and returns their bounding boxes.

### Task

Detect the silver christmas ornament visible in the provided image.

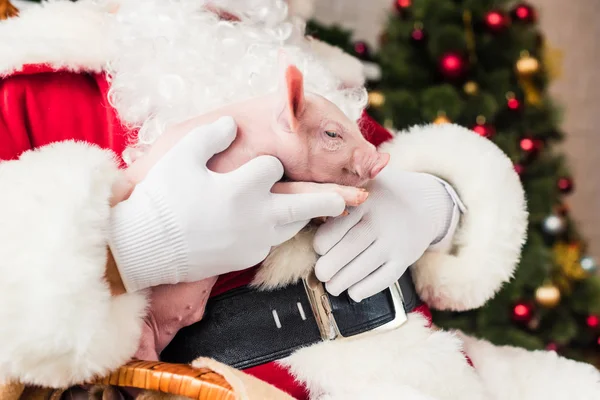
[543,214,565,235]
[580,256,598,274]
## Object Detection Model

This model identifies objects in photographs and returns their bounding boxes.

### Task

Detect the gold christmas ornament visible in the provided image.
[463,81,479,95]
[433,112,451,125]
[368,91,385,107]
[520,78,542,106]
[535,283,561,308]
[554,242,587,281]
[516,51,540,76]
[516,51,542,106]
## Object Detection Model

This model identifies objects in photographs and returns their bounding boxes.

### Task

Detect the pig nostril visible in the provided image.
[343,167,361,177]
[369,153,390,179]
[370,163,388,179]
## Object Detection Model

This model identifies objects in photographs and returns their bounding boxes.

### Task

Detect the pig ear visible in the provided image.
[276,55,306,133]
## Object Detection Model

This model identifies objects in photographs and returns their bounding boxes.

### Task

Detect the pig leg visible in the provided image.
[135,321,160,361]
[272,181,368,207]
[129,279,218,399]
[134,277,219,361]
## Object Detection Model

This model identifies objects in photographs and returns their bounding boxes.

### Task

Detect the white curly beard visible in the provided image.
[101,0,367,150]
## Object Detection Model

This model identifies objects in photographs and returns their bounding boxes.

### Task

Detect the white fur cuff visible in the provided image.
[379,124,528,311]
[0,142,147,387]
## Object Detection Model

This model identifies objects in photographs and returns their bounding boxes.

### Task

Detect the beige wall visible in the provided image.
[313,0,600,260]
[529,0,600,260]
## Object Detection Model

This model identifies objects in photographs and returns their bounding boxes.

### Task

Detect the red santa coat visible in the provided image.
[11,3,597,400]
[0,61,432,399]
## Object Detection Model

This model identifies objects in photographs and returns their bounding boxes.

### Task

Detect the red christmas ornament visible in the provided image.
[511,3,537,24]
[394,0,411,19]
[411,28,426,43]
[395,0,411,10]
[485,10,509,32]
[587,315,600,329]
[507,98,521,110]
[353,41,371,60]
[520,137,543,154]
[545,342,559,352]
[520,138,534,152]
[512,301,534,323]
[439,52,465,79]
[472,123,496,139]
[557,176,574,194]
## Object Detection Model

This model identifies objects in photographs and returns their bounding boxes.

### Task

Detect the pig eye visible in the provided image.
[324,130,338,138]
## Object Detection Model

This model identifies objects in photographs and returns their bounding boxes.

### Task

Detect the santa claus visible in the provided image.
[0,1,599,399]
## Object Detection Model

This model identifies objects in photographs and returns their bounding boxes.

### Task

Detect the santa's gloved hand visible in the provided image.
[109,117,346,292]
[313,169,464,302]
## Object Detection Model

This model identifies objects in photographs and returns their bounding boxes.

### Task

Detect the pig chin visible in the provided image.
[314,171,370,188]
[337,173,370,188]
[283,170,368,188]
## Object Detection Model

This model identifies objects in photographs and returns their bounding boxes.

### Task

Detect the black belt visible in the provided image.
[160,271,420,369]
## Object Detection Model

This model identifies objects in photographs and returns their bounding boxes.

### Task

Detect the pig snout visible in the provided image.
[369,152,390,178]
[353,149,390,180]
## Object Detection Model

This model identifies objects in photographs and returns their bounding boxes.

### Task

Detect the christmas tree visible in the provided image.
[308,0,600,367]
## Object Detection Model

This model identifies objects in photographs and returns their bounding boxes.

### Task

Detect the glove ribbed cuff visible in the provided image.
[415,175,455,245]
[398,172,462,247]
[427,175,465,250]
[108,186,188,292]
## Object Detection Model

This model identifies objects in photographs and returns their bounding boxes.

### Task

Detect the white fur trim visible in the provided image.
[379,124,528,311]
[0,0,117,76]
[458,332,600,400]
[0,142,147,387]
[361,60,382,82]
[252,225,317,290]
[280,314,488,399]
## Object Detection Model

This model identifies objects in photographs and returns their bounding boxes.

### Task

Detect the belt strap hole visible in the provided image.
[297,302,307,321]
[272,309,282,329]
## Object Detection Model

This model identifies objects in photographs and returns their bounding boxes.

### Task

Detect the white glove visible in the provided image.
[109,117,346,292]
[313,169,463,302]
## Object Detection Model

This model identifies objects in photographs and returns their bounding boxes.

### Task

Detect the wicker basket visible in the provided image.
[1,358,294,399]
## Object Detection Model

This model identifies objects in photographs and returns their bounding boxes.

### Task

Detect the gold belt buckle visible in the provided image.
[302,271,408,341]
